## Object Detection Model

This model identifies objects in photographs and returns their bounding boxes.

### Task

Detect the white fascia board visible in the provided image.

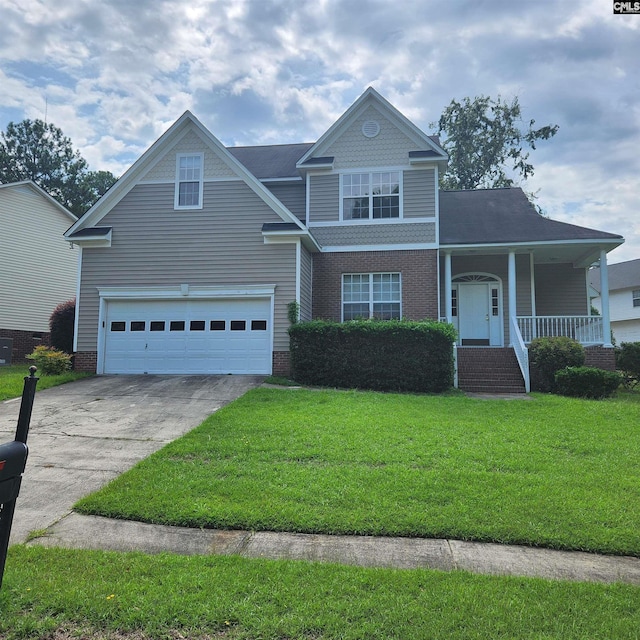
[65,229,112,248]
[97,284,277,300]
[441,238,624,252]
[263,230,321,252]
[321,242,437,253]
[296,86,447,166]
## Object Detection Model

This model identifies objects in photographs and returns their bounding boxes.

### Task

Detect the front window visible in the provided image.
[633,290,640,308]
[342,171,400,220]
[175,153,203,209]
[342,273,401,320]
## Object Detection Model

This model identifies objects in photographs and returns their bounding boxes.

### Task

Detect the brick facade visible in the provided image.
[584,346,616,371]
[74,351,97,372]
[272,351,291,377]
[0,328,50,364]
[312,249,439,321]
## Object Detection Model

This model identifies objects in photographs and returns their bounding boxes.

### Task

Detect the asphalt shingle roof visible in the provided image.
[588,258,640,292]
[228,143,313,179]
[439,188,623,245]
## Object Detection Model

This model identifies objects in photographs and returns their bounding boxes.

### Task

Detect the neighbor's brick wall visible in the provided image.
[584,346,616,371]
[312,249,439,321]
[0,328,50,364]
[272,351,291,377]
[74,351,97,373]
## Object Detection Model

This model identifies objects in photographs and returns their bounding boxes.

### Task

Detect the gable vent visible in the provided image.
[362,120,380,138]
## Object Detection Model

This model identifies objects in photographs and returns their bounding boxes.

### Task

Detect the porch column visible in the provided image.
[508,251,517,346]
[444,252,452,322]
[600,250,612,347]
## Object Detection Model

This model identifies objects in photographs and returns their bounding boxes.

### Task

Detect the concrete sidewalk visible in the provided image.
[31,512,640,585]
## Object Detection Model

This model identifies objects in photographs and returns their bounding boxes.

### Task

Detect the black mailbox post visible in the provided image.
[0,367,38,590]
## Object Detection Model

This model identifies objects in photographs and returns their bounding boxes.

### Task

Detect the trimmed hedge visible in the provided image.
[529,336,585,392]
[49,298,75,354]
[616,342,640,387]
[289,320,456,393]
[26,345,72,375]
[554,366,622,399]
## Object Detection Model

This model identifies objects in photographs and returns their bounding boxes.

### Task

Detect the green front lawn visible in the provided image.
[0,363,91,402]
[76,387,640,556]
[1,546,639,640]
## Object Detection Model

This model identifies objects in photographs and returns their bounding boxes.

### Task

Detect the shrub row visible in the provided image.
[555,366,622,399]
[289,320,456,393]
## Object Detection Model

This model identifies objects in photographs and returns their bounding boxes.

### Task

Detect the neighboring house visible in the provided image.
[589,258,640,343]
[0,181,78,363]
[64,88,623,392]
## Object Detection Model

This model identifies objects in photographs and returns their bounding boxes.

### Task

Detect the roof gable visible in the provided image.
[296,87,447,170]
[65,112,305,238]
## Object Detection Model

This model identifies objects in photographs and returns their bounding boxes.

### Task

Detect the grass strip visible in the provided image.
[76,387,640,556]
[0,364,90,402]
[1,545,639,639]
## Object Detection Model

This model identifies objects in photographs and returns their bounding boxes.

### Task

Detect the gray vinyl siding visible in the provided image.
[266,182,306,222]
[309,174,339,222]
[299,245,313,322]
[403,169,436,218]
[535,263,588,316]
[310,222,435,247]
[77,182,296,352]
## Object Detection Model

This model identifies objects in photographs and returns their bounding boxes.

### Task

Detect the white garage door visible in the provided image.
[103,298,272,374]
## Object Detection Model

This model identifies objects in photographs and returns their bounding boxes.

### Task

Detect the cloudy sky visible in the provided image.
[1,0,638,263]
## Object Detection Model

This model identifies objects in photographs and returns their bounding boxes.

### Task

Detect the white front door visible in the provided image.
[453,275,503,346]
[458,283,491,345]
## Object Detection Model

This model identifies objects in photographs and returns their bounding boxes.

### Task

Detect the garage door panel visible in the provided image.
[104,298,272,374]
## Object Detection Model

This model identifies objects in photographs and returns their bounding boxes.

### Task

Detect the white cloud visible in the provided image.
[0,0,638,258]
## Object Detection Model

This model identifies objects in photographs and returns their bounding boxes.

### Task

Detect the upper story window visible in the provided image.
[342,171,401,220]
[633,290,640,308]
[175,153,203,209]
[342,273,401,320]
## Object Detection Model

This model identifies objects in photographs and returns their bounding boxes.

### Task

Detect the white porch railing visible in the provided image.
[516,316,604,345]
[510,317,530,393]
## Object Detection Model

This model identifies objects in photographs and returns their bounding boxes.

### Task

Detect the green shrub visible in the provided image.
[289,319,456,393]
[529,336,585,392]
[616,341,640,388]
[27,345,72,375]
[49,298,75,354]
[554,366,622,399]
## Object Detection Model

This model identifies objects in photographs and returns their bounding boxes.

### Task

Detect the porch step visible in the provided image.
[457,347,526,394]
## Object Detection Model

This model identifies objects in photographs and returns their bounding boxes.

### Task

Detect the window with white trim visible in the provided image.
[342,273,401,320]
[175,153,203,209]
[342,171,400,220]
[633,289,640,308]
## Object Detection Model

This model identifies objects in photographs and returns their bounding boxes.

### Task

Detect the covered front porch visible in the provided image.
[440,245,619,393]
[437,187,624,393]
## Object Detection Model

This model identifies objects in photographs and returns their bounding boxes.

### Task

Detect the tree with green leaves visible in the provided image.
[435,95,558,191]
[0,119,117,216]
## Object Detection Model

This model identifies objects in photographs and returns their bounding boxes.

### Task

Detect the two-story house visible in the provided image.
[590,258,640,344]
[64,88,623,392]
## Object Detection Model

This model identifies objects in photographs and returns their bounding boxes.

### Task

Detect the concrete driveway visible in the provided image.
[0,374,262,544]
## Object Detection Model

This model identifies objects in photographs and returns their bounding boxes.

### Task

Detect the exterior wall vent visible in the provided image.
[362,120,380,138]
